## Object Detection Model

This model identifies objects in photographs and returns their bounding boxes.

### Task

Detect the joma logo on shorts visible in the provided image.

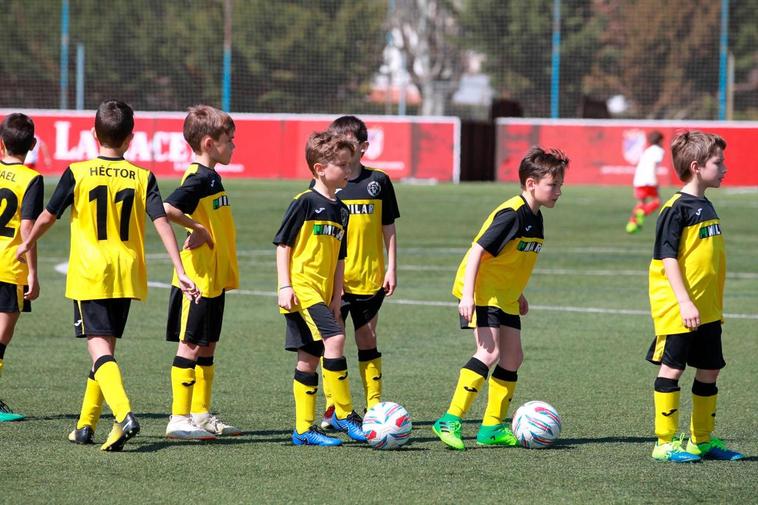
[517,240,542,253]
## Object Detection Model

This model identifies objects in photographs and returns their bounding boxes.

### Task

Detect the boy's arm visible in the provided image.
[276,244,298,310]
[330,259,345,322]
[163,202,213,250]
[19,219,39,300]
[16,209,56,262]
[152,216,200,302]
[382,223,397,296]
[662,257,700,329]
[459,243,485,322]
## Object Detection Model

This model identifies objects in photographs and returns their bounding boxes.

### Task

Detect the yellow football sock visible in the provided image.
[191,362,215,415]
[322,357,353,419]
[77,374,104,430]
[359,357,382,410]
[690,393,717,444]
[94,358,131,423]
[320,357,333,410]
[0,358,4,377]
[482,376,517,427]
[447,360,487,418]
[171,363,196,416]
[654,390,680,444]
[293,371,318,434]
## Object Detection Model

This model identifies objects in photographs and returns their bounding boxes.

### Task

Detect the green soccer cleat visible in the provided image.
[635,209,646,226]
[652,436,701,463]
[0,400,25,422]
[432,414,464,450]
[625,220,640,234]
[686,437,744,461]
[476,424,518,447]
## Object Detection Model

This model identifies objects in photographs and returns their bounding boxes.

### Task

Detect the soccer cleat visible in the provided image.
[476,424,518,447]
[331,411,368,442]
[651,436,701,463]
[635,209,646,226]
[320,405,335,430]
[100,412,140,452]
[191,412,241,437]
[432,414,465,450]
[166,415,217,440]
[292,425,342,446]
[68,425,95,444]
[686,437,744,461]
[0,400,24,422]
[625,221,640,234]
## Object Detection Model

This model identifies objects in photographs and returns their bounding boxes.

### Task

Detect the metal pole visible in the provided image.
[221,0,232,112]
[717,0,729,120]
[550,0,561,118]
[60,0,69,109]
[75,43,84,110]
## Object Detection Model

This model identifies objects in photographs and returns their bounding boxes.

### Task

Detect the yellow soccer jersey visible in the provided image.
[649,192,725,335]
[165,163,239,298]
[452,195,544,315]
[46,156,166,301]
[0,161,44,285]
[311,167,400,295]
[273,189,349,313]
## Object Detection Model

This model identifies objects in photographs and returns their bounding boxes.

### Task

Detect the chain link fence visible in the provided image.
[1,0,756,120]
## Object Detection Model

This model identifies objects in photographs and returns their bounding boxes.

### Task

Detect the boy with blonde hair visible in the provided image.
[646,131,743,462]
[17,99,199,451]
[274,131,367,446]
[164,105,240,440]
[433,147,567,450]
[0,113,44,422]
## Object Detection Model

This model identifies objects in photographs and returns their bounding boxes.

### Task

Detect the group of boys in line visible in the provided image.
[0,101,744,461]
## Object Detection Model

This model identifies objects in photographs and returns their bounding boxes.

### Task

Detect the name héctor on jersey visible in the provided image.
[89,166,137,179]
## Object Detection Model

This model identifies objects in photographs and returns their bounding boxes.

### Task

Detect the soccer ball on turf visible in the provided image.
[362,401,412,450]
[512,400,561,449]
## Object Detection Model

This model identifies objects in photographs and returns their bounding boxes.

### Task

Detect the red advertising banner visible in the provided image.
[0,110,460,182]
[496,119,758,186]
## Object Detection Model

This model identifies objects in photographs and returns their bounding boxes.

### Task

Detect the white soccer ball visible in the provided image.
[512,400,562,449]
[362,401,412,450]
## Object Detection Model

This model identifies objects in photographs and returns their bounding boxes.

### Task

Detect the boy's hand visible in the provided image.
[679,300,700,329]
[278,286,298,311]
[518,294,529,316]
[24,275,40,301]
[329,296,344,328]
[177,274,201,303]
[458,295,475,323]
[383,269,397,296]
[15,242,31,263]
[183,226,214,250]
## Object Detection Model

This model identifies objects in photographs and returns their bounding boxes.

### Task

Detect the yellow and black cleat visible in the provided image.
[100,412,140,452]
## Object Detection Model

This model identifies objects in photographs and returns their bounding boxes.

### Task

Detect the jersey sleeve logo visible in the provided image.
[698,223,721,239]
[517,240,542,253]
[212,195,230,209]
[367,180,381,197]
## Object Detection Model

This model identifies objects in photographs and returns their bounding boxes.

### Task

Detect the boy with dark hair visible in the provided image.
[163,105,240,440]
[315,115,400,428]
[0,113,44,422]
[17,99,199,451]
[274,131,368,446]
[433,147,568,450]
[646,131,743,462]
[627,130,665,233]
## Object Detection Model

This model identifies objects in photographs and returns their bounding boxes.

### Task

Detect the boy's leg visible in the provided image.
[292,348,341,446]
[68,370,103,443]
[650,365,699,462]
[356,316,382,411]
[686,369,743,460]
[0,312,25,422]
[478,325,522,447]
[323,334,367,442]
[165,342,215,440]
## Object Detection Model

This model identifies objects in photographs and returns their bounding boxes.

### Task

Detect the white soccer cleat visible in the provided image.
[191,412,242,436]
[166,415,216,440]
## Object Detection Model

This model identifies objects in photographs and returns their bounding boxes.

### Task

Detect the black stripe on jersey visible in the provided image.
[653,193,719,260]
[165,164,226,215]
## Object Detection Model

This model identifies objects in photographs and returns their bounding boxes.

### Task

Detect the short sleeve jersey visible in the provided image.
[46,156,166,301]
[633,144,665,187]
[0,161,44,285]
[452,195,544,315]
[165,163,239,298]
[273,189,349,313]
[311,167,399,295]
[648,192,725,335]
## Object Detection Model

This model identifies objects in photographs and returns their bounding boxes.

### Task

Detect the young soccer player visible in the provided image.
[16,99,199,451]
[432,147,567,450]
[163,105,240,440]
[274,131,367,446]
[316,116,400,428]
[646,131,743,462]
[0,113,43,422]
[626,130,664,234]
